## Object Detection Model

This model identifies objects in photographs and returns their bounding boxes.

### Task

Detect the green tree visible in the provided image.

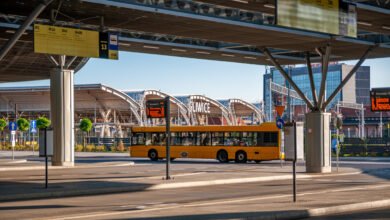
[36,116,51,129]
[17,118,30,145]
[0,118,7,147]
[79,118,93,151]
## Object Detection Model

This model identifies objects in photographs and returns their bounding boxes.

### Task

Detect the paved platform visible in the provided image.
[1,151,390,219]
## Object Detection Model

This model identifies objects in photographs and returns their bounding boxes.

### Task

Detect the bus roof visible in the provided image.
[131,123,278,133]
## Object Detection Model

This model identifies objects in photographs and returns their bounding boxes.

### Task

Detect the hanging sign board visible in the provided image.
[370,88,390,112]
[146,99,166,118]
[276,0,357,38]
[34,24,118,60]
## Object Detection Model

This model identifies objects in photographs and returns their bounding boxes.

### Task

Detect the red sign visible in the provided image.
[146,100,166,118]
[371,97,390,111]
[371,88,390,112]
[275,105,285,117]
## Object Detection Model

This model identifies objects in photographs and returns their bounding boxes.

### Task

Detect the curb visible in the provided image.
[0,162,135,172]
[247,199,390,220]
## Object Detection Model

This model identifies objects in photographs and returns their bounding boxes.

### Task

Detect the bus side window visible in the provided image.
[200,132,210,146]
[151,133,158,145]
[145,133,151,146]
[132,133,145,145]
[159,133,166,146]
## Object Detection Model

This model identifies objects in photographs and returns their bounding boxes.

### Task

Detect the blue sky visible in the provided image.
[1,51,389,103]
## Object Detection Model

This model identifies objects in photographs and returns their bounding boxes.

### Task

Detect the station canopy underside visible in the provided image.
[0,0,389,82]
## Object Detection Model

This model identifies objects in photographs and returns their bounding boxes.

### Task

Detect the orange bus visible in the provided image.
[130,123,281,163]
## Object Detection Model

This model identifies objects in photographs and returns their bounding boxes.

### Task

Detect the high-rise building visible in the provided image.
[263,63,370,121]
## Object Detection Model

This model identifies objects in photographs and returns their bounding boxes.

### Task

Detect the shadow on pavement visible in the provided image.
[363,168,390,180]
[110,210,309,220]
[0,205,76,210]
[0,180,153,202]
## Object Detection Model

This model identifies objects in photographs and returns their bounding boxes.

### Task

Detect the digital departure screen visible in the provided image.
[371,88,390,112]
[146,99,166,118]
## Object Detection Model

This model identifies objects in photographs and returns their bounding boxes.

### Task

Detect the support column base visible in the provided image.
[305,112,332,174]
[51,161,74,167]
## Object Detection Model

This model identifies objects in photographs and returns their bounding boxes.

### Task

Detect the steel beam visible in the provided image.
[322,46,375,110]
[317,45,331,110]
[0,0,53,61]
[306,52,318,109]
[263,48,314,110]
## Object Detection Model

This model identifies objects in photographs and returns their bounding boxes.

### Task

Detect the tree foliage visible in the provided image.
[0,119,7,131]
[80,118,93,133]
[37,116,51,129]
[17,118,30,132]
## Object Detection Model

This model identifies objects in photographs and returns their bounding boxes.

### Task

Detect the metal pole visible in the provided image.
[45,128,48,189]
[0,0,53,61]
[293,121,297,203]
[336,104,339,172]
[380,112,383,138]
[323,46,374,110]
[362,106,365,139]
[32,132,35,156]
[269,78,272,121]
[287,66,291,122]
[306,52,318,109]
[165,96,171,180]
[263,48,314,110]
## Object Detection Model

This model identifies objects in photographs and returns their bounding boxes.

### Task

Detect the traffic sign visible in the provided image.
[275,105,285,117]
[30,120,37,129]
[276,118,285,129]
[30,120,37,133]
[9,121,17,131]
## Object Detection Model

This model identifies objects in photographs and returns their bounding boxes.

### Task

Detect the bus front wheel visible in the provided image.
[217,150,229,163]
[148,149,159,161]
[235,151,247,163]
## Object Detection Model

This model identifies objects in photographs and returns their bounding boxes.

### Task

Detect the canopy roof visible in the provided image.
[0,0,389,82]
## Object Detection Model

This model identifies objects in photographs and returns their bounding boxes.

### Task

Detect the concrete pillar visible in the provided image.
[50,68,74,166]
[305,112,331,173]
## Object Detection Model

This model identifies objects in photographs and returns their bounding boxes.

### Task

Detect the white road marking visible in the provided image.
[46,183,390,220]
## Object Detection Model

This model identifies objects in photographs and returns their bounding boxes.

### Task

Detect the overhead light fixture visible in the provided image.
[264,4,275,9]
[357,21,372,26]
[119,43,131,47]
[172,48,187,52]
[382,25,390,30]
[222,53,235,57]
[143,45,159,49]
[244,56,257,60]
[196,51,211,55]
[6,30,28,35]
[231,0,248,4]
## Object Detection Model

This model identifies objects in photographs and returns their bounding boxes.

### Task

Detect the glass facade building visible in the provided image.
[263,63,370,121]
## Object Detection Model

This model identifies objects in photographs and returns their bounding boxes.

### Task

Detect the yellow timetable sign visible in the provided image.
[277,0,356,38]
[34,24,118,59]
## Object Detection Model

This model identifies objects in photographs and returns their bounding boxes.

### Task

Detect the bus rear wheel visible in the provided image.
[235,151,247,163]
[217,150,229,163]
[148,149,159,161]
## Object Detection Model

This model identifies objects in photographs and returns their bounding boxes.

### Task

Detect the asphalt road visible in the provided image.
[0,152,390,220]
[304,207,390,219]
